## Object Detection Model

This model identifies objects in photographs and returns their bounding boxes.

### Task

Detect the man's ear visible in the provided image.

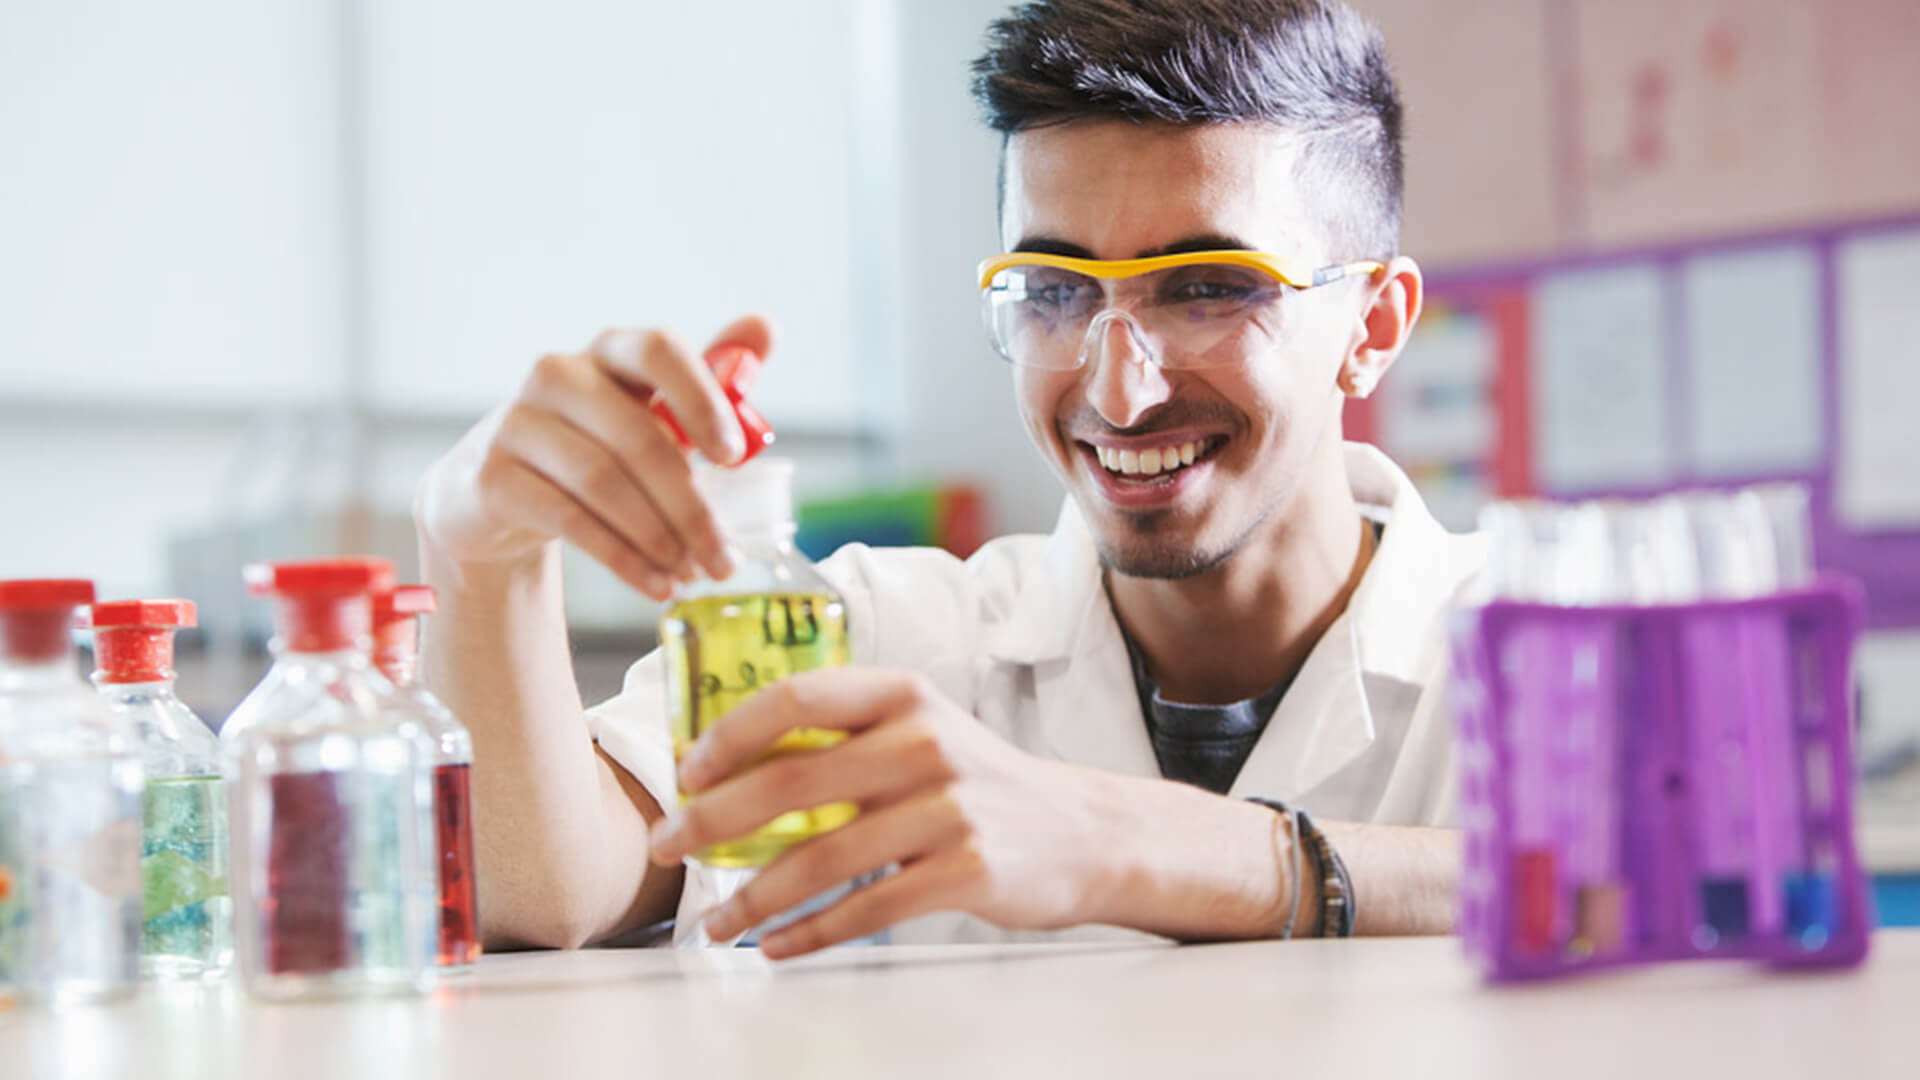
[1337,255,1423,399]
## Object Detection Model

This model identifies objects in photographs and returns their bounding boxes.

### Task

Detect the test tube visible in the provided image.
[1643,494,1704,604]
[1744,483,1838,947]
[1480,501,1564,952]
[1744,483,1815,590]
[1686,490,1775,600]
[1479,500,1548,603]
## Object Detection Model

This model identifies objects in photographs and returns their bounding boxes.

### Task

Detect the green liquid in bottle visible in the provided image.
[142,775,231,979]
[661,591,856,867]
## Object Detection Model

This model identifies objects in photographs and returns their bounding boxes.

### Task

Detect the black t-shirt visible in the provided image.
[1121,631,1291,796]
[1117,521,1385,795]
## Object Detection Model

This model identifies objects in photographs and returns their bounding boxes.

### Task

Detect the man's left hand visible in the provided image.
[647,667,1125,958]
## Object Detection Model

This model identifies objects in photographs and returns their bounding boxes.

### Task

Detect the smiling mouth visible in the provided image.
[1082,436,1225,482]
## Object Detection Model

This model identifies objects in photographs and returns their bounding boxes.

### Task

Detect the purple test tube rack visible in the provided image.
[1453,577,1871,981]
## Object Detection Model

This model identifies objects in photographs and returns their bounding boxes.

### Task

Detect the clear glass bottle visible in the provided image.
[370,583,480,970]
[87,598,231,981]
[0,579,143,1005]
[660,458,855,867]
[220,558,439,1000]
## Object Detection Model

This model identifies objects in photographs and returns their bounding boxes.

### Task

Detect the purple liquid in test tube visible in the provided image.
[1683,613,1757,948]
[1502,622,1560,954]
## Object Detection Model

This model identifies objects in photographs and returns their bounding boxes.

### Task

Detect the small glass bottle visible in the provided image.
[0,579,143,1005]
[660,458,855,867]
[370,583,480,970]
[220,558,439,1000]
[87,599,231,981]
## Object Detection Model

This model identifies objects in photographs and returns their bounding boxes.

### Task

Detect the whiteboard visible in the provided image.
[1836,228,1920,528]
[357,0,865,427]
[1681,243,1823,477]
[1531,262,1673,492]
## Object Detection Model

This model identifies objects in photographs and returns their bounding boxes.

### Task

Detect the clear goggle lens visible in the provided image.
[982,260,1289,370]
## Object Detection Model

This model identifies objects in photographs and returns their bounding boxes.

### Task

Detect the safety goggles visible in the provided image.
[977,250,1383,370]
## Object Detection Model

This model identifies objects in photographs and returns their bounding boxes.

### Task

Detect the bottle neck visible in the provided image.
[724,522,798,561]
[0,651,78,691]
[269,645,372,668]
[371,616,419,688]
[95,678,179,701]
[373,648,417,688]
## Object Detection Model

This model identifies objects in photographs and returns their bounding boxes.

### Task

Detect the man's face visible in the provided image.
[1001,121,1362,579]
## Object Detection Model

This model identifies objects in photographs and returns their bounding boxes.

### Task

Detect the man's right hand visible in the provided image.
[414,315,775,601]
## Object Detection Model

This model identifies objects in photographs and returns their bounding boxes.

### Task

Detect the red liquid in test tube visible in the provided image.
[372,583,482,970]
[265,772,352,974]
[432,763,479,967]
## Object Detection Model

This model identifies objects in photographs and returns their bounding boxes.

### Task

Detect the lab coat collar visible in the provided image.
[986,442,1469,793]
[985,443,1453,671]
[1339,442,1470,686]
[982,497,1105,667]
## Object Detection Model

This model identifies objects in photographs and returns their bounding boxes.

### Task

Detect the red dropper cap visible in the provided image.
[243,557,395,654]
[369,583,435,685]
[0,579,95,663]
[86,599,196,684]
[649,345,776,464]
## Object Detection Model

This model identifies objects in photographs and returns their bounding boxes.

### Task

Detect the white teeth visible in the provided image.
[1095,439,1209,477]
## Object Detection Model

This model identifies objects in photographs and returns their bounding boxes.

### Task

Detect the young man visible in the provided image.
[414,0,1483,958]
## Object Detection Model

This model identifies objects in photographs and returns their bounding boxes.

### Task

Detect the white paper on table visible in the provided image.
[1837,228,1920,529]
[1681,243,1824,477]
[1532,262,1673,492]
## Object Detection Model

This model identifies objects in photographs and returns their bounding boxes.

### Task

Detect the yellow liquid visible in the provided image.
[661,591,856,867]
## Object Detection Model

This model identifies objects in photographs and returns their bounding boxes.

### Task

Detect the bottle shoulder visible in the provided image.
[669,549,844,606]
[0,675,133,760]
[391,684,473,762]
[220,657,426,749]
[102,688,220,774]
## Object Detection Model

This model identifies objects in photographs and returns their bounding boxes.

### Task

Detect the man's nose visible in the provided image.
[1079,311,1173,430]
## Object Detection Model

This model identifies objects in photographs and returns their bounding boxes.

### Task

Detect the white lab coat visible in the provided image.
[587,442,1489,945]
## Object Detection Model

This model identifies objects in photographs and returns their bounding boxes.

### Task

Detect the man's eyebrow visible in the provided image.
[1011,236,1095,258]
[1134,233,1256,258]
[1007,233,1258,259]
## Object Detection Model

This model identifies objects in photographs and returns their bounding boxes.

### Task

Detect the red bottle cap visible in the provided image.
[88,599,196,629]
[649,345,777,464]
[87,599,197,684]
[243,558,396,596]
[0,579,95,662]
[369,584,435,684]
[370,584,437,626]
[0,579,96,611]
[243,557,395,654]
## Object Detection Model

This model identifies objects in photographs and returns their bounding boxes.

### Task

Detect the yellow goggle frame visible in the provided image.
[976,249,1385,291]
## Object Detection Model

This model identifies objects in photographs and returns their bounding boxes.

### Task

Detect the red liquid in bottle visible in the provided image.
[265,772,351,974]
[433,763,480,967]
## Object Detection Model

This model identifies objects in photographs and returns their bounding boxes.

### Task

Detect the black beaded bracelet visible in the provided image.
[1246,799,1356,939]
[1294,807,1356,938]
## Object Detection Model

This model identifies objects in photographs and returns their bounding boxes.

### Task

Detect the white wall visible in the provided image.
[0,0,350,406]
[356,0,867,429]
[0,1,356,594]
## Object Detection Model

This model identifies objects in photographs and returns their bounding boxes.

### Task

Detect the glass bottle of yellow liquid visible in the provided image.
[660,458,855,867]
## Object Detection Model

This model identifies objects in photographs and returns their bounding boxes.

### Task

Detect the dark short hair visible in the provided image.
[972,0,1403,261]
